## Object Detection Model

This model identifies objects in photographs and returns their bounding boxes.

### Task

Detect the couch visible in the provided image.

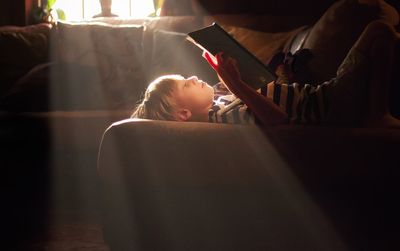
[1,0,399,249]
[98,120,400,251]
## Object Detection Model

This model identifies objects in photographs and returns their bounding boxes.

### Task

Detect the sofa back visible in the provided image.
[1,0,398,113]
[161,0,335,17]
[10,16,305,112]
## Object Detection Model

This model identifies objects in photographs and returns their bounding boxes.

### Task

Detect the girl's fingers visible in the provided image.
[203,51,240,79]
[203,51,218,70]
[215,52,224,66]
[228,57,238,67]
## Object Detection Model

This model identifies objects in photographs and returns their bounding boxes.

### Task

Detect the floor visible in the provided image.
[18,223,110,251]
[13,208,110,251]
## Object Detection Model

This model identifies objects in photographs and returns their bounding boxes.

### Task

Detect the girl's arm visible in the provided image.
[204,52,288,126]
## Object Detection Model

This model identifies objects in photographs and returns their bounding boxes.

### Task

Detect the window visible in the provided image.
[52,0,156,20]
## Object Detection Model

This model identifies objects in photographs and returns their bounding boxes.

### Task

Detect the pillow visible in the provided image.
[148,29,219,85]
[142,16,204,70]
[54,22,146,110]
[303,0,399,85]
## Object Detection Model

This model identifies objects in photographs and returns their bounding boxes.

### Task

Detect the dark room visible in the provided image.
[1,0,400,250]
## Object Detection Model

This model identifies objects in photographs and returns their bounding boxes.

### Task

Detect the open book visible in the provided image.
[187,22,276,89]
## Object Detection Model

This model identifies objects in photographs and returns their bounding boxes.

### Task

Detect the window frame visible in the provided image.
[52,0,155,20]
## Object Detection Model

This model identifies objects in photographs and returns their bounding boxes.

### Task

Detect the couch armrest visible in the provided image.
[97,119,349,251]
[97,119,400,250]
[98,119,400,185]
[98,118,283,184]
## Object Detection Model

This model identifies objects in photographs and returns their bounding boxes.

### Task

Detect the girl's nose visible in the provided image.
[189,76,199,82]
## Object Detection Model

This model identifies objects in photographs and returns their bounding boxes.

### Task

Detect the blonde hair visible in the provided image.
[131,75,184,121]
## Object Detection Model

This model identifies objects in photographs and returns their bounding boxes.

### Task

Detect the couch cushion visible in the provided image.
[54,21,146,110]
[303,0,399,85]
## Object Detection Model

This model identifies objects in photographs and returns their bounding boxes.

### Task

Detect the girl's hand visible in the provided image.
[203,51,288,125]
[203,51,245,95]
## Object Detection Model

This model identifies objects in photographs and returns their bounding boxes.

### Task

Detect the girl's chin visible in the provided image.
[208,86,215,94]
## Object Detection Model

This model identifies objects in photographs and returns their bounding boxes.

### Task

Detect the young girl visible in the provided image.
[132,21,400,128]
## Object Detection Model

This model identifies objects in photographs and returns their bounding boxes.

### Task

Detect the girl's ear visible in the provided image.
[176,109,192,121]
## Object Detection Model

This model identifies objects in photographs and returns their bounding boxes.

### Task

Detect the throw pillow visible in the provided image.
[142,16,204,71]
[55,21,146,110]
[303,0,399,85]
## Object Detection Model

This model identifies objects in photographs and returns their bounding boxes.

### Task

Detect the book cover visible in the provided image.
[187,22,276,89]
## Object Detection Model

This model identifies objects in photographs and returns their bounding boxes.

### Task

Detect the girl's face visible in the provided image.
[173,76,214,117]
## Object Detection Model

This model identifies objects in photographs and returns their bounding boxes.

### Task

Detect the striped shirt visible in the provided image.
[261,81,332,124]
[208,94,255,124]
[208,81,333,124]
[208,46,366,125]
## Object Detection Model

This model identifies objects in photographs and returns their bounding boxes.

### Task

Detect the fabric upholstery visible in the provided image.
[142,16,204,78]
[98,119,351,251]
[54,22,146,110]
[98,119,400,251]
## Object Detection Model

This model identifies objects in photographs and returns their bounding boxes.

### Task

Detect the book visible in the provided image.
[187,22,276,90]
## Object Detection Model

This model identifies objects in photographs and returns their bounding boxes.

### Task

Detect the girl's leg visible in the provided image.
[352,21,400,127]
